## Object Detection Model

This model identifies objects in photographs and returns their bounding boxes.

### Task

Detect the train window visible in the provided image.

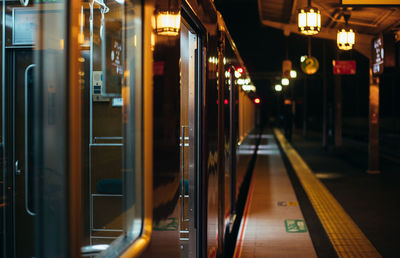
[1,0,144,257]
[79,0,144,256]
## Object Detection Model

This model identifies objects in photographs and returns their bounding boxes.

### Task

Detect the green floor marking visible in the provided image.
[284,219,307,233]
[153,217,178,231]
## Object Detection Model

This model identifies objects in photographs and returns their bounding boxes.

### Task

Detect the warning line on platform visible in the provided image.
[275,129,381,258]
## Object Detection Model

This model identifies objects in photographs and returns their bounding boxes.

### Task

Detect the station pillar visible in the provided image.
[368,68,380,174]
[334,50,342,148]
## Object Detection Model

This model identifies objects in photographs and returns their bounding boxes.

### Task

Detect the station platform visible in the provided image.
[233,128,383,258]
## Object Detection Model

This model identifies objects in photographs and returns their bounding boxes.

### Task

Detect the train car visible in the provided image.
[0,0,257,257]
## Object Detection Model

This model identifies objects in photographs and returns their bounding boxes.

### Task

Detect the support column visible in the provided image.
[368,68,380,174]
[322,41,328,148]
[334,50,342,147]
[303,77,307,137]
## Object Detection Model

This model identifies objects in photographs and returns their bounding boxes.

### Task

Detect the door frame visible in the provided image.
[181,2,206,257]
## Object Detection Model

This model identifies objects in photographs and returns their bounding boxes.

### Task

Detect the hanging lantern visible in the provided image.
[298,0,321,35]
[154,11,181,36]
[337,28,355,50]
[337,14,355,51]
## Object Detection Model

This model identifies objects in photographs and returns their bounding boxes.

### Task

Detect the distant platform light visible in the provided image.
[290,70,297,78]
[155,11,181,36]
[237,78,250,85]
[234,70,242,78]
[242,85,256,92]
[298,0,321,36]
[254,98,261,104]
[275,84,282,92]
[281,78,290,86]
[300,55,308,63]
[337,28,355,51]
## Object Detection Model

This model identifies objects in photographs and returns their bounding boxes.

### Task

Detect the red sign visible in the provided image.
[333,60,356,75]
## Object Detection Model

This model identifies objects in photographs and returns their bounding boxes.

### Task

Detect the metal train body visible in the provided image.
[0,0,256,257]
[146,1,256,257]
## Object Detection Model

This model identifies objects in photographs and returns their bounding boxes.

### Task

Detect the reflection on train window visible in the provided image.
[2,0,143,256]
[80,0,143,255]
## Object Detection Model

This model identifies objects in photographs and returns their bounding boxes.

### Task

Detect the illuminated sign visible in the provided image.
[372,36,384,75]
[333,60,356,75]
[342,0,400,4]
[301,56,319,75]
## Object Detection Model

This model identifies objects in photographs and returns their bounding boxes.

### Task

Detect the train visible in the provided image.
[0,0,258,257]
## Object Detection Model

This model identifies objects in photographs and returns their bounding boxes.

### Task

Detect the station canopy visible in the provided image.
[257,0,400,57]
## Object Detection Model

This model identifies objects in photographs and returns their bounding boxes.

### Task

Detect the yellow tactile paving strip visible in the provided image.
[274,129,382,258]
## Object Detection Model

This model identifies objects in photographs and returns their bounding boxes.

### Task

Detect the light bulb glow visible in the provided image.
[155,11,181,36]
[281,78,290,86]
[298,6,321,35]
[275,84,282,92]
[337,28,355,50]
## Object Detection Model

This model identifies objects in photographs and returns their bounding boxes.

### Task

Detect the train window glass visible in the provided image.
[79,0,143,255]
[1,0,143,256]
[2,1,70,256]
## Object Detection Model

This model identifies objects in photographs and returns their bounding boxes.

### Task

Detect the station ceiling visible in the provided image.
[257,0,400,57]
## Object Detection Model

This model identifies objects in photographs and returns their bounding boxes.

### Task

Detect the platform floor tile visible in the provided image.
[234,134,317,258]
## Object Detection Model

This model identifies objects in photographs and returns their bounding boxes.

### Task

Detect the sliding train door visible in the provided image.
[180,20,200,257]
[10,49,36,258]
[2,3,40,257]
[2,1,69,257]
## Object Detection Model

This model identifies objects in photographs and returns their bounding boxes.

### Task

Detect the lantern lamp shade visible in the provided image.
[298,7,321,35]
[337,28,355,50]
[155,11,181,36]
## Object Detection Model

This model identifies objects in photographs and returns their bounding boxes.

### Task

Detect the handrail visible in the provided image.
[180,126,187,222]
[92,0,109,13]
[25,64,36,216]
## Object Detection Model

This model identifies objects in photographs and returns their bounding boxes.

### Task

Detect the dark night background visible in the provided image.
[215,0,400,143]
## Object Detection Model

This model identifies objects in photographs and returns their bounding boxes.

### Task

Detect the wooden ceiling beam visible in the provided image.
[260,19,373,59]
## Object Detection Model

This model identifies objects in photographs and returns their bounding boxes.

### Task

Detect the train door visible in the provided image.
[2,4,37,257]
[180,20,199,257]
[11,49,36,258]
[2,2,67,257]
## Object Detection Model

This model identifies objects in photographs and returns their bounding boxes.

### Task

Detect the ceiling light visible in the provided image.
[298,0,321,35]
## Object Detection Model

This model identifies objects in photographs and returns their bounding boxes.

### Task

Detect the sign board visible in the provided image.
[284,219,307,233]
[333,60,356,75]
[13,8,38,45]
[342,0,400,4]
[282,60,292,78]
[372,36,384,75]
[301,56,319,75]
